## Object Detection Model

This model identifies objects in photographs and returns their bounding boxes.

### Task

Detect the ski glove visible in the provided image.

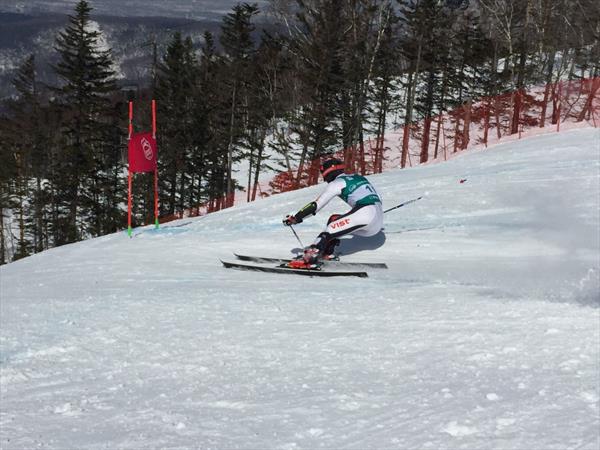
[283,214,302,226]
[283,201,317,226]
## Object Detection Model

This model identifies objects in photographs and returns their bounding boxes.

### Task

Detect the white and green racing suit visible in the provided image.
[311,173,383,244]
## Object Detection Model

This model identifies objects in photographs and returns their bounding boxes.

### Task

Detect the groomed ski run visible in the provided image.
[1,128,599,450]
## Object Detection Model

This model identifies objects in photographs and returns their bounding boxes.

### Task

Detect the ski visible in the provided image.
[233,253,388,269]
[221,260,368,278]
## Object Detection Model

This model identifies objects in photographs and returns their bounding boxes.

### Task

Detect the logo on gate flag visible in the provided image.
[128,132,157,173]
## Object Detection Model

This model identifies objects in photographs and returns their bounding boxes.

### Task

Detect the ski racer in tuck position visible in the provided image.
[283,158,383,266]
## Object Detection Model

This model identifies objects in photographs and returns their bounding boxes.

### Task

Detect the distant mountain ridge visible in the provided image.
[0,1,270,99]
[1,0,270,20]
[0,12,212,99]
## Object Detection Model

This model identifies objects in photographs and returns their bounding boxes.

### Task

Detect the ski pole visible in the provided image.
[383,196,423,214]
[289,224,305,248]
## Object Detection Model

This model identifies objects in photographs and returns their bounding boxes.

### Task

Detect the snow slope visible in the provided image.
[1,128,599,449]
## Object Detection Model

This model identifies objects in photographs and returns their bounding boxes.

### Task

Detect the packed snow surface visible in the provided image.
[1,128,599,449]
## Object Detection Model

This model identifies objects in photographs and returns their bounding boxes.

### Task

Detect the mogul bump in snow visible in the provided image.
[283,158,383,265]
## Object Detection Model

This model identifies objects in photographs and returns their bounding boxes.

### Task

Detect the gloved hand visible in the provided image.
[283,214,302,226]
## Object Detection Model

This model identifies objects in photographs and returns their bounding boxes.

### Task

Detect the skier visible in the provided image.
[283,158,383,265]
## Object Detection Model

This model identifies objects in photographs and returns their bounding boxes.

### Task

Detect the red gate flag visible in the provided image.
[128,132,157,173]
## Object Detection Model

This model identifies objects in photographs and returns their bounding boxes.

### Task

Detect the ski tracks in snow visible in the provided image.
[0,128,599,449]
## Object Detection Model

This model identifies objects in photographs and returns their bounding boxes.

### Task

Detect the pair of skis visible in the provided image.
[221,253,388,278]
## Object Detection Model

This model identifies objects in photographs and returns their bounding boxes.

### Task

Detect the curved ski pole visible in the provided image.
[384,196,423,214]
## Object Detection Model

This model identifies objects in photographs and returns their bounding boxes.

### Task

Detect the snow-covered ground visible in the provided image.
[1,128,599,449]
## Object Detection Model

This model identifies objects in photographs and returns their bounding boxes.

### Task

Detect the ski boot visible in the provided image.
[321,238,340,261]
[302,245,321,265]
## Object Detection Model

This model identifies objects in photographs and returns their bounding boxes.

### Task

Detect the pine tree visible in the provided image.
[357,0,400,173]
[197,31,226,209]
[287,0,346,184]
[397,0,424,167]
[219,3,260,205]
[398,0,451,164]
[370,3,401,172]
[243,32,279,201]
[0,113,17,264]
[155,32,199,215]
[51,0,119,244]
[188,31,216,208]
[4,56,33,260]
[6,55,52,258]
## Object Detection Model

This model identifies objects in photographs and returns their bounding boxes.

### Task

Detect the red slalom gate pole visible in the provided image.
[154,168,159,228]
[127,101,134,237]
[152,99,157,139]
[128,101,133,139]
[127,171,133,237]
[152,99,159,229]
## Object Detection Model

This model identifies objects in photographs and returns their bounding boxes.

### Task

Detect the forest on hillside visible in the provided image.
[0,0,598,264]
